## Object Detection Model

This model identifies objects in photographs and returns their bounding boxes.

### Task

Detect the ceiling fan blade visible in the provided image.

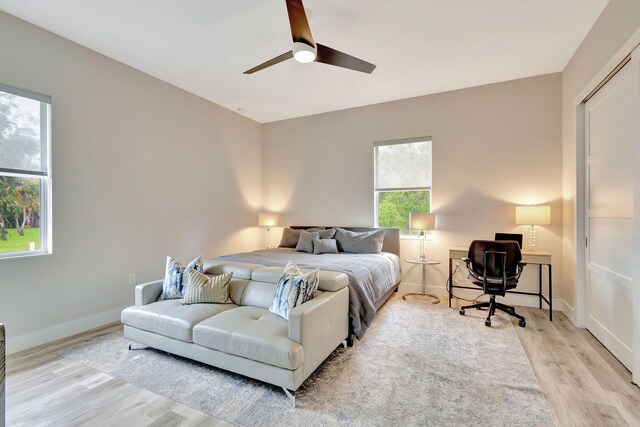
[244,51,294,74]
[315,43,376,74]
[285,0,315,46]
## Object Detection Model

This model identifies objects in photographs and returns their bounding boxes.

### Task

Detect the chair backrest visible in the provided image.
[467,240,522,279]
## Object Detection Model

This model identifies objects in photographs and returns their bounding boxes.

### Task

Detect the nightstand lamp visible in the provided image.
[258,212,278,249]
[409,212,436,261]
[515,205,550,251]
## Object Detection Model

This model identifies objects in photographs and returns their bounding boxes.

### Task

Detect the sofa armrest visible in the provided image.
[135,280,163,306]
[288,287,349,344]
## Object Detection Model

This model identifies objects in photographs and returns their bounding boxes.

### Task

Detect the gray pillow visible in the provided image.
[319,228,336,239]
[295,230,320,253]
[313,238,339,254]
[279,228,301,248]
[335,228,385,254]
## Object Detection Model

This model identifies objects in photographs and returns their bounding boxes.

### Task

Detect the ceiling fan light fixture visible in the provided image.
[292,41,316,63]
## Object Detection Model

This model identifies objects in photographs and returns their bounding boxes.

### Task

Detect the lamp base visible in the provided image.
[527,225,537,251]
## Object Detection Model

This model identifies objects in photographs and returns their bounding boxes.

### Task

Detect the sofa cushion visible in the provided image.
[121,300,237,342]
[252,266,348,292]
[202,260,263,280]
[193,306,304,370]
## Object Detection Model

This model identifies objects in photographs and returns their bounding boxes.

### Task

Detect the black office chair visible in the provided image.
[459,240,527,327]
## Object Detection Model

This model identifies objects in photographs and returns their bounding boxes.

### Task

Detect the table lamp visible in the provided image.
[258,212,278,249]
[409,212,435,261]
[515,205,550,251]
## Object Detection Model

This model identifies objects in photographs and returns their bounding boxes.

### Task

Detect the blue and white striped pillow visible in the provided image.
[269,261,319,320]
[158,255,204,300]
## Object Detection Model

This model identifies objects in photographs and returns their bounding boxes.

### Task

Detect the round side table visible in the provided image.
[402,258,441,304]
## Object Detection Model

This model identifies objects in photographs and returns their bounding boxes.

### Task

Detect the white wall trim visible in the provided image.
[6,306,125,355]
[560,299,577,325]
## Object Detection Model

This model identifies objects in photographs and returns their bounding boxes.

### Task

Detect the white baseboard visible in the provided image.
[559,300,576,324]
[6,306,125,355]
[399,282,563,311]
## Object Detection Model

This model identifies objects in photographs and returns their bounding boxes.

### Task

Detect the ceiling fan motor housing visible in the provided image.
[292,41,317,63]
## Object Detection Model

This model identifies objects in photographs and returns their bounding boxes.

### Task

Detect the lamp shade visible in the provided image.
[409,212,435,231]
[258,212,278,227]
[515,205,550,225]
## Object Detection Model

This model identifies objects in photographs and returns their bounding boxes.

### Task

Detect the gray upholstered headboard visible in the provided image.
[289,226,401,257]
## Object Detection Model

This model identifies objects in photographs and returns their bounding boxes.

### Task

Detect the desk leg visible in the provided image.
[448,258,453,308]
[538,264,543,309]
[549,264,553,321]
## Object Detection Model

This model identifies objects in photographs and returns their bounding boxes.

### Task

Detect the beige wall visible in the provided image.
[263,74,563,307]
[561,0,640,320]
[0,12,262,353]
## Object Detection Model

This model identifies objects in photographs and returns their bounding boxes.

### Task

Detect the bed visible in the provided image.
[215,226,401,342]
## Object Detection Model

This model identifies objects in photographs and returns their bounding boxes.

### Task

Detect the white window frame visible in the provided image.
[374,136,432,238]
[0,82,52,260]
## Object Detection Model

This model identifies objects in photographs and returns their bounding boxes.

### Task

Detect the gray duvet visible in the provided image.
[216,248,401,339]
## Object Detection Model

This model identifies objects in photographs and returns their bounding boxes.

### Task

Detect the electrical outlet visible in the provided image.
[128,273,136,285]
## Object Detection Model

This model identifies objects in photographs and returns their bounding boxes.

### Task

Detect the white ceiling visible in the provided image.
[0,0,608,123]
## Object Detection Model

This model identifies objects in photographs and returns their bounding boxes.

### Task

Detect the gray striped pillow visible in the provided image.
[181,269,234,305]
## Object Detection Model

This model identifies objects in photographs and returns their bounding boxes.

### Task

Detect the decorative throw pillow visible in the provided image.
[295,230,320,253]
[269,261,319,320]
[335,228,385,254]
[312,238,339,254]
[158,255,203,300]
[181,269,234,304]
[279,228,302,248]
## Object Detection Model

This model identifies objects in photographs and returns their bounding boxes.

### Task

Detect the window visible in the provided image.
[374,138,432,236]
[0,83,52,258]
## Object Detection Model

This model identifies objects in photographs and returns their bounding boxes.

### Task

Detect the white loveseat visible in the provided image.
[121,260,349,404]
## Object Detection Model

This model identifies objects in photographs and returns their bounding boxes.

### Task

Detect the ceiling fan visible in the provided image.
[244,0,376,75]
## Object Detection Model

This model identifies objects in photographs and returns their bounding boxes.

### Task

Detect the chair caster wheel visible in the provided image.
[519,319,526,328]
[459,309,465,315]
[485,320,491,327]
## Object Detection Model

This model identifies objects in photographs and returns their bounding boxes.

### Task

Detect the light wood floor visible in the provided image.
[5,308,640,426]
[5,323,232,427]
[514,307,640,426]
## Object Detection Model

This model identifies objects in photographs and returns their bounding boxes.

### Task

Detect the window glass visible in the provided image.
[374,139,432,236]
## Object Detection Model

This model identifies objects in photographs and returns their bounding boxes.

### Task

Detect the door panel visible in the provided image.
[589,218,633,279]
[589,151,633,218]
[586,62,634,370]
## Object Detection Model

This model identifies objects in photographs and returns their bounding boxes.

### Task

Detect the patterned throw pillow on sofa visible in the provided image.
[158,255,204,300]
[269,261,319,320]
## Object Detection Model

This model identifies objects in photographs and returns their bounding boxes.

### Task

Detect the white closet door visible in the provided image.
[585,62,635,369]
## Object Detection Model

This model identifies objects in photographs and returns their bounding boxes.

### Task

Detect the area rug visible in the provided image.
[57,295,555,426]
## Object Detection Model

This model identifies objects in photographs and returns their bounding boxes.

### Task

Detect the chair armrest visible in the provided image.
[288,288,349,345]
[135,280,163,306]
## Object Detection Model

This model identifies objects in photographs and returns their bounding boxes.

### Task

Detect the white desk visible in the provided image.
[448,247,553,320]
